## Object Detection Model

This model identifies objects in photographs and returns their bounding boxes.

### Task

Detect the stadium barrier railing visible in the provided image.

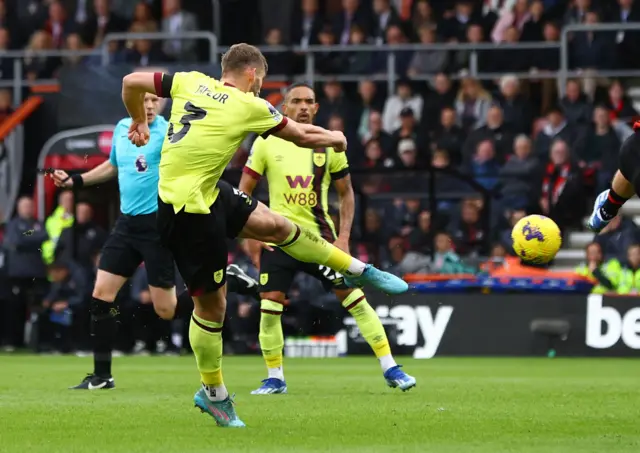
[3,22,640,105]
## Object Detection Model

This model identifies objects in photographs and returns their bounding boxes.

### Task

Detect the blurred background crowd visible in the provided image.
[2,0,640,354]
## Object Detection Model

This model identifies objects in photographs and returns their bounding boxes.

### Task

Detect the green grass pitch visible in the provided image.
[1,355,639,453]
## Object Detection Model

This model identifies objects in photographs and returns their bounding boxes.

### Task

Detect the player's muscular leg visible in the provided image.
[148,285,177,320]
[92,270,128,302]
[240,202,365,276]
[258,290,286,381]
[333,287,394,365]
[612,170,635,198]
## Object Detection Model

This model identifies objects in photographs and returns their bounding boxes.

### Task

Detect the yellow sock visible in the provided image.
[342,289,391,358]
[189,313,224,386]
[259,300,284,373]
[278,224,365,276]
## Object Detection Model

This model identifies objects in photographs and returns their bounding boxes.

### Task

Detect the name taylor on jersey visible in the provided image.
[195,84,229,104]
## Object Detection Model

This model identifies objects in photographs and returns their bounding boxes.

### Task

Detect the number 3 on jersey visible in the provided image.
[168,101,206,143]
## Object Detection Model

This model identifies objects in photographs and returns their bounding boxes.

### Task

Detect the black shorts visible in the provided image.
[99,213,175,288]
[619,132,640,194]
[157,180,258,295]
[259,247,348,294]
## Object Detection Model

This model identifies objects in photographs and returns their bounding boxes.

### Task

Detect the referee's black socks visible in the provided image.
[91,297,118,378]
[600,189,629,220]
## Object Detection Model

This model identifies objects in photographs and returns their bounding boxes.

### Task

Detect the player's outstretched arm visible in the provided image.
[122,72,158,123]
[333,175,355,253]
[50,161,117,189]
[274,119,347,152]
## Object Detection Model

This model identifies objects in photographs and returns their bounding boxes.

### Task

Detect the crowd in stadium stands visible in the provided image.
[2,0,640,352]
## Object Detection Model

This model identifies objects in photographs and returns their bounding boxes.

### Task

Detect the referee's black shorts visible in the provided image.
[258,246,348,294]
[99,213,175,288]
[157,180,258,296]
[619,131,640,195]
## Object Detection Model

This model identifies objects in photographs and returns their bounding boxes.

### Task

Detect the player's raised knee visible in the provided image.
[92,286,117,303]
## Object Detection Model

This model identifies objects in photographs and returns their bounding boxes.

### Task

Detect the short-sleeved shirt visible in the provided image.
[110,116,168,215]
[243,135,349,241]
[155,71,288,214]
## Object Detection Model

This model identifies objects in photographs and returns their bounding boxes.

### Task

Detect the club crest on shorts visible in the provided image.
[260,273,268,285]
[214,269,224,284]
[313,151,326,167]
[135,155,148,172]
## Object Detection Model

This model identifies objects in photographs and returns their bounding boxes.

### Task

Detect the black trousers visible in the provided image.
[2,277,48,348]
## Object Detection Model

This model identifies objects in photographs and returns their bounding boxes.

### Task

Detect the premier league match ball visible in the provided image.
[511,215,562,264]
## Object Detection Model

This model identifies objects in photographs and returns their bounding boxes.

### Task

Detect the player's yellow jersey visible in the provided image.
[244,135,349,240]
[156,71,287,214]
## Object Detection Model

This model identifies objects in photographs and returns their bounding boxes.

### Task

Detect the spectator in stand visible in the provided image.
[449,200,486,257]
[611,0,640,69]
[409,210,432,255]
[42,191,74,265]
[292,0,323,47]
[575,105,621,187]
[497,75,532,135]
[532,22,561,115]
[131,2,157,32]
[540,139,585,231]
[500,135,540,210]
[0,89,13,123]
[126,24,172,65]
[454,23,493,74]
[521,0,545,42]
[0,1,17,47]
[374,24,412,76]
[500,209,526,253]
[570,11,617,71]
[481,243,508,272]
[615,243,640,294]
[563,0,591,25]
[533,106,578,161]
[432,149,463,194]
[315,25,344,74]
[16,0,49,42]
[346,24,373,74]
[46,1,75,49]
[361,208,389,267]
[455,77,492,133]
[388,198,422,236]
[332,0,372,45]
[62,33,88,68]
[441,0,476,42]
[463,104,514,164]
[391,107,429,158]
[432,232,474,274]
[316,80,356,133]
[372,0,400,44]
[396,138,421,169]
[469,140,501,191]
[560,79,593,126]
[361,138,394,169]
[605,80,638,122]
[63,0,95,27]
[594,214,640,262]
[491,0,531,43]
[407,25,448,77]
[382,79,423,134]
[411,0,437,35]
[430,106,464,165]
[491,26,528,73]
[362,110,394,155]
[0,28,13,80]
[40,259,89,353]
[574,242,617,294]
[54,202,107,271]
[3,196,48,350]
[24,31,60,80]
[384,235,430,276]
[421,73,456,135]
[162,0,198,62]
[356,81,384,144]
[82,0,127,48]
[264,28,291,75]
